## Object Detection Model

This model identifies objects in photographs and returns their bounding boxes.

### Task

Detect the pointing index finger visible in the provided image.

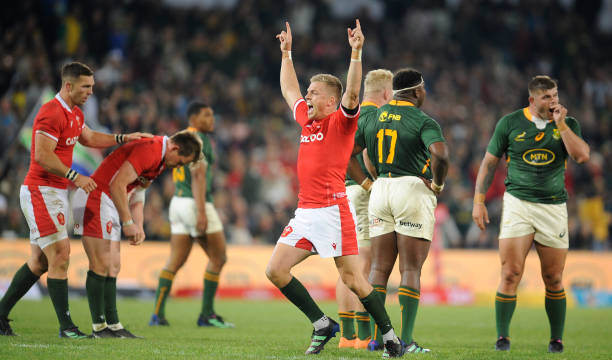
[286,21,291,35]
[355,19,361,29]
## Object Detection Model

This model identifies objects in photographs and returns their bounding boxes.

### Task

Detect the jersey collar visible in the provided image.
[523,107,552,123]
[162,136,168,159]
[55,93,72,113]
[187,126,197,132]
[361,101,379,108]
[389,100,415,107]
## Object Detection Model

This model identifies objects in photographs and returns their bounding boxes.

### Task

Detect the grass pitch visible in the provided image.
[1,298,611,359]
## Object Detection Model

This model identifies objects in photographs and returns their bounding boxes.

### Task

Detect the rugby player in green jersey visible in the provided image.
[362,68,449,354]
[472,76,590,353]
[337,69,393,350]
[149,102,233,328]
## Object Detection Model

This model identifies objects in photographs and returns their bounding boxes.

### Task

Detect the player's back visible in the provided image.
[366,100,444,179]
[24,96,84,188]
[92,136,165,194]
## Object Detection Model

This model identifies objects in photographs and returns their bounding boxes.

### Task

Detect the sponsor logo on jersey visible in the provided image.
[300,132,324,143]
[522,148,555,165]
[65,136,79,146]
[106,221,113,234]
[553,129,561,140]
[281,226,293,237]
[514,131,526,141]
[57,213,65,226]
[399,220,422,229]
[378,111,401,122]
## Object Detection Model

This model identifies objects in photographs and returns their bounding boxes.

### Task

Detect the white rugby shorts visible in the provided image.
[169,197,224,236]
[277,198,358,258]
[20,185,69,249]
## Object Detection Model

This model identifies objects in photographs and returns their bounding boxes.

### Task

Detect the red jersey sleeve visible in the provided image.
[35,106,63,142]
[126,141,160,175]
[293,98,309,127]
[335,104,360,134]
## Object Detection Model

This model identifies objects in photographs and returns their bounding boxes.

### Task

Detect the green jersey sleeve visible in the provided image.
[420,118,445,149]
[565,116,582,138]
[487,116,510,157]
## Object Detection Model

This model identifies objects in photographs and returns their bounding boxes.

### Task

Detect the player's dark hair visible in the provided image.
[61,62,93,81]
[170,130,204,162]
[186,102,210,118]
[392,68,423,91]
[528,75,557,95]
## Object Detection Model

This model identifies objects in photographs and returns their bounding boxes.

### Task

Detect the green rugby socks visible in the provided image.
[545,288,566,340]
[153,269,175,317]
[0,263,39,317]
[201,271,219,317]
[495,292,517,338]
[279,277,324,323]
[398,286,420,344]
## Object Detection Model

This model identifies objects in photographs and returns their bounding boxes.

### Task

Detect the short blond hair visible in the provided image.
[310,74,343,106]
[364,69,393,94]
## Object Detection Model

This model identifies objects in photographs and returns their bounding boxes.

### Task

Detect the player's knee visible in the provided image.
[27,256,48,275]
[500,267,522,285]
[542,272,563,288]
[265,263,286,286]
[210,254,227,270]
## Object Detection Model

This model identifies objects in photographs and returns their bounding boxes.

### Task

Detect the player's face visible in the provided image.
[165,150,196,169]
[530,87,559,120]
[193,107,215,132]
[68,75,94,106]
[305,82,335,120]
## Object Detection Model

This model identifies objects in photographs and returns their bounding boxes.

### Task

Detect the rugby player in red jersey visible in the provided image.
[265,21,405,357]
[72,130,202,338]
[0,62,150,338]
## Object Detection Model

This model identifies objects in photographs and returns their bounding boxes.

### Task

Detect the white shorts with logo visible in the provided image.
[499,192,568,248]
[277,198,358,258]
[368,176,437,240]
[72,188,121,241]
[346,184,370,248]
[169,197,223,237]
[20,185,69,249]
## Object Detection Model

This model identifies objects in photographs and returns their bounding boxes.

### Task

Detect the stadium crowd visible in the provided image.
[0,0,611,249]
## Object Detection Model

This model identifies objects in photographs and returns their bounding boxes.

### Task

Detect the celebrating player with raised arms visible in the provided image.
[265,20,406,357]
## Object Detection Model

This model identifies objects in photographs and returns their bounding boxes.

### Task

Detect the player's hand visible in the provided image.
[123,223,145,245]
[347,19,364,50]
[276,22,292,52]
[73,174,97,193]
[551,104,568,125]
[472,203,490,231]
[124,132,154,143]
[196,212,208,234]
[137,176,151,188]
[419,177,441,196]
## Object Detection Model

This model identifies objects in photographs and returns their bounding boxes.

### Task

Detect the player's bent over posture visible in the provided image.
[72,131,202,338]
[265,20,405,358]
[472,76,589,353]
[0,62,150,338]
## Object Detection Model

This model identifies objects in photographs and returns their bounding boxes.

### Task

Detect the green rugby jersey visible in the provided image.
[364,100,445,179]
[172,127,215,202]
[346,102,378,186]
[487,107,581,204]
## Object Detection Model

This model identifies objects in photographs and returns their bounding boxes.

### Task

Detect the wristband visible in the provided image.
[282,50,292,60]
[351,49,362,62]
[360,178,373,192]
[65,168,78,182]
[122,219,134,226]
[474,193,486,205]
[431,182,444,193]
[115,134,126,144]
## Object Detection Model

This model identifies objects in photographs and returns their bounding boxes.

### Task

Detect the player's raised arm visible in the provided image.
[341,19,364,110]
[277,22,302,108]
[552,104,590,163]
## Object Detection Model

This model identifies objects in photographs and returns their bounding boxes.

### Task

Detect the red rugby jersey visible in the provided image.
[293,98,359,208]
[24,94,85,188]
[92,136,167,195]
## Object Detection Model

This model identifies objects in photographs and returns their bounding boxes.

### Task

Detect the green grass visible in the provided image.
[1,298,611,359]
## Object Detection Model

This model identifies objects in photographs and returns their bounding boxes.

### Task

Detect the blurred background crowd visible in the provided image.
[0,0,610,249]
